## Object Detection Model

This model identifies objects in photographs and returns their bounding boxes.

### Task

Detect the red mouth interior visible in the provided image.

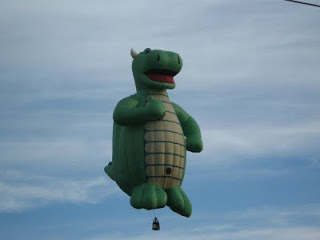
[146,73,175,84]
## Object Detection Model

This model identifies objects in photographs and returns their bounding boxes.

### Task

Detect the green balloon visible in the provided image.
[104,48,203,217]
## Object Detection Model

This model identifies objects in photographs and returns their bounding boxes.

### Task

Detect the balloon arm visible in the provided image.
[113,95,165,126]
[172,102,203,153]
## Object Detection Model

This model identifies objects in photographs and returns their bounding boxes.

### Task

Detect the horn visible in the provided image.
[130,48,138,59]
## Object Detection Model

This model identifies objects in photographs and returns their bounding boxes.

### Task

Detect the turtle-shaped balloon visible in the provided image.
[104,48,203,217]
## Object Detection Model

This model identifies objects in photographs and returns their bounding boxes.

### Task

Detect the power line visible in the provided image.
[284,0,320,8]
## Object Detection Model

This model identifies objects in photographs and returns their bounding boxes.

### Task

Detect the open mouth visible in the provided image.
[145,69,177,84]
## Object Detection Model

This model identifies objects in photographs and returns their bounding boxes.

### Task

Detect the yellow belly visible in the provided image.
[144,90,186,189]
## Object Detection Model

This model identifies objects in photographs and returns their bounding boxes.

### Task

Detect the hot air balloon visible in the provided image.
[104,48,203,228]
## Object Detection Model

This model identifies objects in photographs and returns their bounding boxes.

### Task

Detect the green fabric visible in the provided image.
[173,103,203,153]
[104,48,203,217]
[131,48,182,91]
[130,183,167,209]
[166,186,192,217]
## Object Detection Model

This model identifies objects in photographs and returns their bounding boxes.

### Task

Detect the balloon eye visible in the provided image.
[144,48,151,54]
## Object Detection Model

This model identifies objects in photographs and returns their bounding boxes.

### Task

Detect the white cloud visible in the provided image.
[88,204,320,240]
[0,139,112,172]
[199,120,320,164]
[0,169,117,212]
[0,0,319,219]
[222,204,320,226]
[90,223,320,240]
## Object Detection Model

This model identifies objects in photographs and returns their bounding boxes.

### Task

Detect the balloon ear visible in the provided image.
[130,48,138,59]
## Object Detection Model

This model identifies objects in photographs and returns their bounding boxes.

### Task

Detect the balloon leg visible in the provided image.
[166,186,192,217]
[130,183,167,209]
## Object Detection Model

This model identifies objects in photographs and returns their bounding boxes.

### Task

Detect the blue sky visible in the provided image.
[1,0,320,239]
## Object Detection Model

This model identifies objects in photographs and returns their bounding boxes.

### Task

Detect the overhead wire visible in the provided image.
[284,0,320,8]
